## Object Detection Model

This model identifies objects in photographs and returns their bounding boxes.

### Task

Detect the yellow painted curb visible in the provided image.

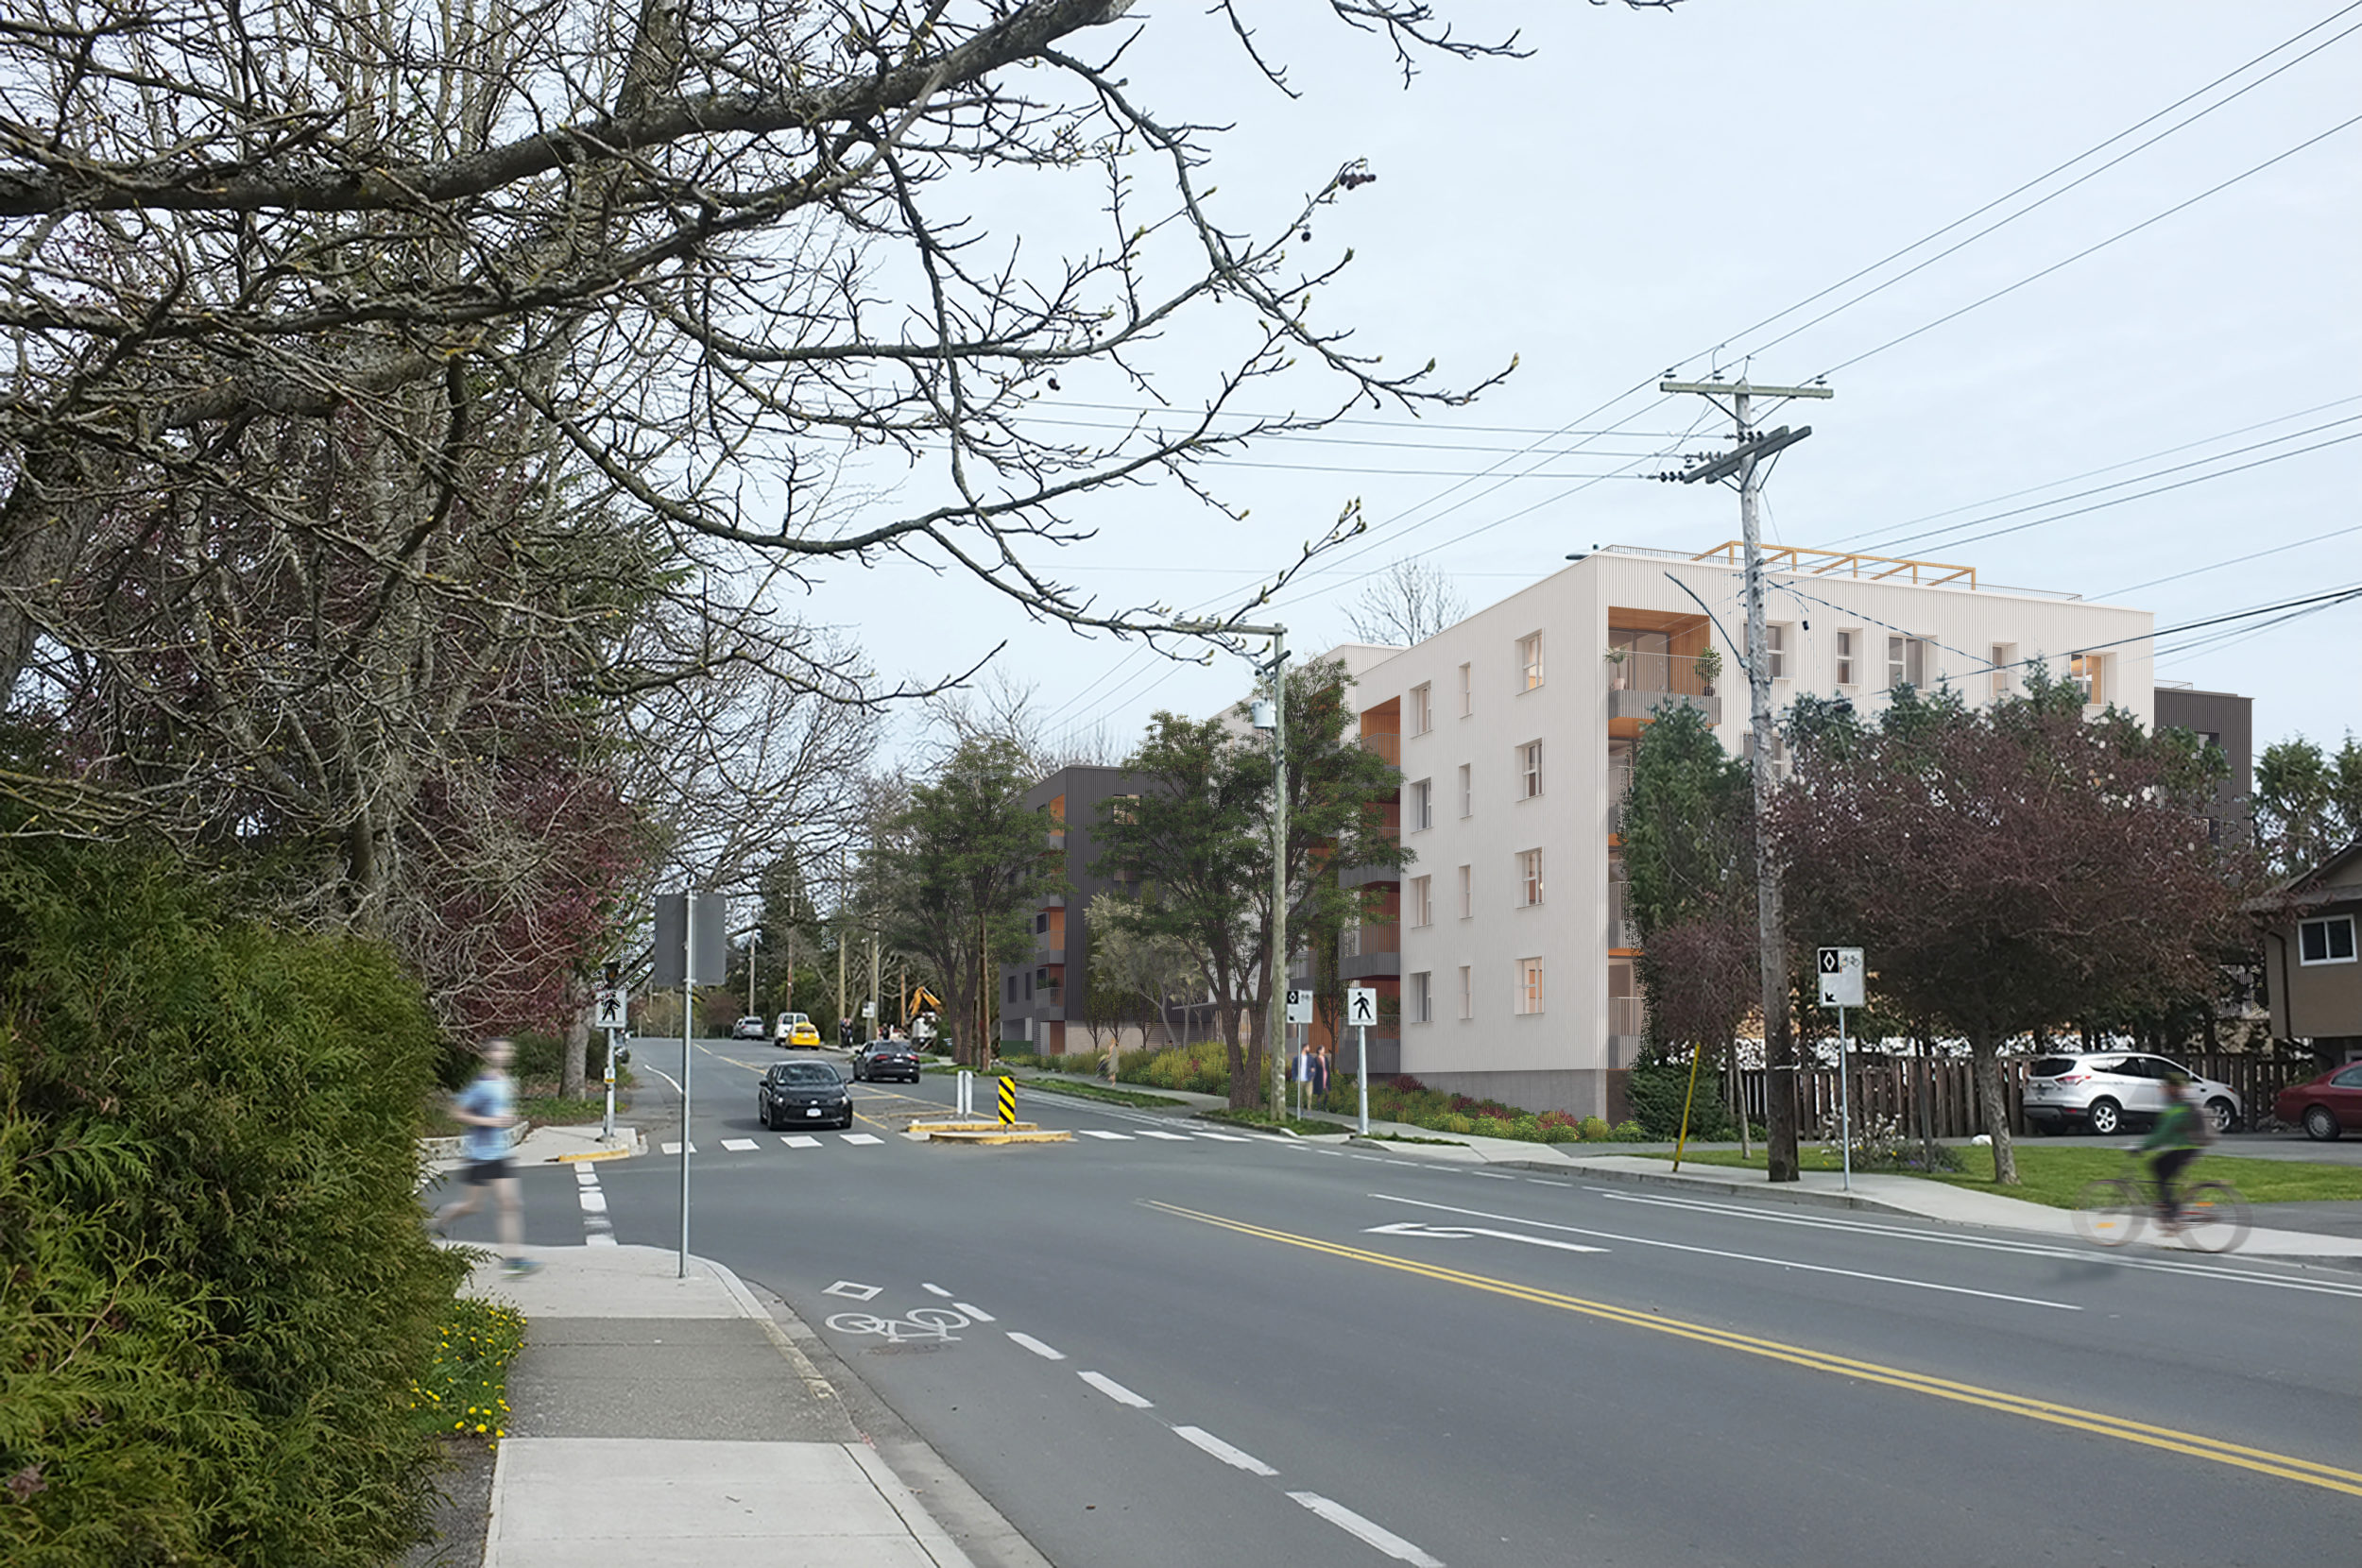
[925,1128,1073,1145]
[553,1148,634,1163]
[907,1119,1038,1133]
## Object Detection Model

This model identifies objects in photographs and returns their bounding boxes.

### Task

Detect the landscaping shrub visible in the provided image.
[1624,1045,1737,1140]
[0,841,464,1568]
[1113,1040,1233,1096]
[1312,1074,1651,1144]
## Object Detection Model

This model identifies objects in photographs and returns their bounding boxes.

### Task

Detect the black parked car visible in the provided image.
[758,1061,853,1130]
[849,1039,922,1083]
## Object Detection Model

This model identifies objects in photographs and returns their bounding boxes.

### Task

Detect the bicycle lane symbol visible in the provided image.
[824,1304,971,1344]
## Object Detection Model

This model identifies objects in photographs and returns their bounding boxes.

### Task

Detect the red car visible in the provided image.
[2275,1061,2362,1140]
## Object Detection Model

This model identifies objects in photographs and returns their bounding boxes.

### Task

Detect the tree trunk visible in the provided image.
[562,994,590,1099]
[1220,997,1253,1109]
[1969,1033,2019,1184]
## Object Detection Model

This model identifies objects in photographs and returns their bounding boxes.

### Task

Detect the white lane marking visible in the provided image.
[1464,1170,1515,1180]
[1524,1177,1573,1186]
[586,1233,618,1247]
[1191,1131,1252,1142]
[1172,1425,1277,1476]
[1381,1160,1425,1168]
[954,1302,995,1321]
[573,1167,599,1185]
[1079,1371,1154,1408]
[1371,1192,2080,1312]
[721,1138,759,1151]
[1587,1188,2362,1299]
[1137,1131,1193,1141]
[1349,1154,1385,1163]
[1365,1220,1605,1254]
[1288,1491,1444,1567]
[1007,1332,1066,1361]
[781,1134,821,1149]
[842,1133,885,1146]
[825,1280,883,1302]
[922,1283,953,1298]
[659,1141,695,1155]
[576,1189,609,1214]
[1079,1129,1135,1140]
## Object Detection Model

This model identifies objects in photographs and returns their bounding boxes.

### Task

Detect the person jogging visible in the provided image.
[2138,1071,2212,1231]
[434,1037,539,1276]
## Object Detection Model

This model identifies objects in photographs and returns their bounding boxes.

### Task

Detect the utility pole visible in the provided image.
[1660,375,1832,1184]
[835,853,847,1034]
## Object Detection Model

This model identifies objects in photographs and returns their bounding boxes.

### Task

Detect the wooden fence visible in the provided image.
[1733,1051,2320,1138]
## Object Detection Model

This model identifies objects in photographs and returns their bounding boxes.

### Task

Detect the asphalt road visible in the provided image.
[440,1037,2362,1568]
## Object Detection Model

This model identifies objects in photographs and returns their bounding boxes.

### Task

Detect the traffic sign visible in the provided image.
[1817,946,1864,1008]
[1344,986,1379,1028]
[594,986,627,1031]
[1285,988,1313,1025]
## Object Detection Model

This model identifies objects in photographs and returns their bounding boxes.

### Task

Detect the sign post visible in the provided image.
[1285,989,1312,1118]
[594,979,627,1141]
[1818,946,1865,1191]
[654,891,727,1278]
[1345,986,1378,1135]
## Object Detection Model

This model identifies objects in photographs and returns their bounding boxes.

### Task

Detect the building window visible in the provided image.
[1409,875,1432,928]
[1458,763,1472,818]
[2069,652,2106,706]
[1458,661,1473,716]
[1515,957,1545,1015]
[1988,643,2013,701]
[1519,741,1544,799]
[1411,971,1432,1025]
[1411,682,1433,735]
[1517,632,1545,690]
[1457,864,1471,918]
[1458,964,1472,1019]
[1834,629,1857,687]
[1410,777,1433,831]
[1517,848,1544,907]
[1764,623,1788,680]
[1886,634,1928,691]
[2299,915,2357,965]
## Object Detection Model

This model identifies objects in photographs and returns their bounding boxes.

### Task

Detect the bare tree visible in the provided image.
[1344,557,1469,646]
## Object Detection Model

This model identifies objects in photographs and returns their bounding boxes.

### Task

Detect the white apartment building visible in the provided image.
[1338,540,2154,1118]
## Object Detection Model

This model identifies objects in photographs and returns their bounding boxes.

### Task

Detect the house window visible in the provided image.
[1411,682,1433,735]
[2299,915,2357,966]
[1764,623,1788,680]
[1458,763,1472,818]
[1519,741,1544,799]
[1517,632,1545,690]
[1411,971,1432,1025]
[2069,652,2106,706]
[1458,964,1472,1019]
[1517,848,1544,907]
[1410,778,1433,831]
[1515,957,1545,1015]
[1990,644,2014,700]
[1457,864,1471,918]
[1834,630,1857,687]
[1409,875,1433,928]
[1886,634,1928,691]
[1458,661,1473,716]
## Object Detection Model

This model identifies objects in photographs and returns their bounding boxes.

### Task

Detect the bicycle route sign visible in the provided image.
[1817,946,1864,1009]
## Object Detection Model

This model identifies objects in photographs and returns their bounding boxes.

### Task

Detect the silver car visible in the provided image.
[2022,1052,2242,1136]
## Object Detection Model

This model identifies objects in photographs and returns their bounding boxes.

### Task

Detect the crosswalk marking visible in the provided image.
[1078,1129,1134,1141]
[842,1133,884,1146]
[781,1134,821,1149]
[1190,1131,1251,1142]
[659,1141,695,1154]
[1136,1130,1193,1141]
[721,1138,759,1151]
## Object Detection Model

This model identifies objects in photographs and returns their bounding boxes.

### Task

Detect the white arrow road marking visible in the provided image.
[1172,1426,1276,1476]
[1289,1491,1445,1567]
[1365,1220,1608,1254]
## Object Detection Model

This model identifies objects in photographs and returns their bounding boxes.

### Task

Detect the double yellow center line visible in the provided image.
[1145,1200,2362,1499]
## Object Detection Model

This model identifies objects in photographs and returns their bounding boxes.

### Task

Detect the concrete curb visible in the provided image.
[1515,1157,1906,1213]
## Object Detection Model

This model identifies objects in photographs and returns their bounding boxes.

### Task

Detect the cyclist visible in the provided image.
[2138,1070,2208,1231]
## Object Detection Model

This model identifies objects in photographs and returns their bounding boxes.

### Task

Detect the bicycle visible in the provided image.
[2070,1151,2249,1253]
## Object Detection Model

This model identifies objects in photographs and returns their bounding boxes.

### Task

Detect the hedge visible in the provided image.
[0,842,463,1567]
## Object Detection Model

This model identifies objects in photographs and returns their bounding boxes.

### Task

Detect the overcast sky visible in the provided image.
[803,1,2360,767]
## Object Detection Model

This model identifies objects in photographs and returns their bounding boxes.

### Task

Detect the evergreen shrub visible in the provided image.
[0,842,464,1568]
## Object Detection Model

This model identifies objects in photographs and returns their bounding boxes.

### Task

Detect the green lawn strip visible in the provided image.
[1013,1076,1190,1109]
[1628,1147,2362,1208]
[1351,1130,1468,1147]
[411,1293,525,1450]
[519,1092,630,1126]
[1197,1106,1349,1137]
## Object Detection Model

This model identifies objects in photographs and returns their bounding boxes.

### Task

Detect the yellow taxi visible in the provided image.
[775,1012,821,1048]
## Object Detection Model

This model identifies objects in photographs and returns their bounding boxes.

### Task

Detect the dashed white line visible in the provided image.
[1288,1491,1444,1566]
[842,1133,885,1146]
[1524,1177,1572,1186]
[922,1283,953,1298]
[1463,1170,1515,1180]
[720,1138,759,1151]
[1007,1332,1067,1361]
[1172,1425,1277,1476]
[1078,1129,1134,1140]
[575,1189,608,1214]
[954,1302,995,1321]
[1190,1131,1252,1142]
[1079,1371,1154,1408]
[781,1134,821,1149]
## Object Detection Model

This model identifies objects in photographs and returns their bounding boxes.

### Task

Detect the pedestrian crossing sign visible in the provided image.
[1345,987,1378,1028]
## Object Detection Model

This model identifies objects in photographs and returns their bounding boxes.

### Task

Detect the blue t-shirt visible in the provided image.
[456,1074,514,1162]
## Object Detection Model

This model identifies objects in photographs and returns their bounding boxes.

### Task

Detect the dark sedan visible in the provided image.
[757,1061,852,1130]
[2276,1060,2362,1140]
[849,1039,921,1083]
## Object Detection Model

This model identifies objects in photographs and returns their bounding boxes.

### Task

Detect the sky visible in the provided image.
[791,1,2362,768]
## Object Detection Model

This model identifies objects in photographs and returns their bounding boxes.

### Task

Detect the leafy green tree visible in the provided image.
[1087,891,1196,1048]
[2254,733,2362,878]
[872,739,1062,1066]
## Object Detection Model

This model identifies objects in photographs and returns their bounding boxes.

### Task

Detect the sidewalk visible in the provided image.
[448,1243,1005,1567]
[421,1119,644,1180]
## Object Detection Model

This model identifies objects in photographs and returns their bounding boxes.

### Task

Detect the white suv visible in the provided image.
[2022,1052,2241,1137]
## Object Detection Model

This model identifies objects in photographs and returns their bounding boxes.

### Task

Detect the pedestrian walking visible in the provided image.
[434,1036,539,1277]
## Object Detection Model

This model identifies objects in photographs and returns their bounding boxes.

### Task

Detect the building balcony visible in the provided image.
[1341,951,1402,980]
[1608,886,1638,950]
[1609,995,1646,1038]
[1339,862,1401,890]
[1606,652,1721,724]
[1342,922,1400,958]
[1361,731,1401,767]
[1046,829,1067,851]
[1035,929,1065,958]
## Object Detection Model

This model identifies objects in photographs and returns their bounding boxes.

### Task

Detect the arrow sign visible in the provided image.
[1817,946,1864,1008]
[1345,986,1378,1028]
[1365,1221,1607,1255]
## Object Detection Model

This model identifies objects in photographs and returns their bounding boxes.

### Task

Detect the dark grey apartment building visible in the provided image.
[997,765,1154,1055]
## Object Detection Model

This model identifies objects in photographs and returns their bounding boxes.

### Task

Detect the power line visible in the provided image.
[2100,521,2362,600]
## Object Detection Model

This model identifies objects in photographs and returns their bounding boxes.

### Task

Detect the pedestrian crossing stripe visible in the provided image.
[843,1133,885,1146]
[1079,1130,1133,1140]
[1136,1131,1193,1140]
[782,1134,820,1148]
[721,1138,759,1151]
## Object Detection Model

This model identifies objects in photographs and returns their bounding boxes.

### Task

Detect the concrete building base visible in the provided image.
[1399,1066,1613,1120]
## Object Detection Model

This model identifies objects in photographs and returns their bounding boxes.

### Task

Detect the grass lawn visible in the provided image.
[411,1294,525,1450]
[1016,1076,1189,1110]
[1634,1145,2362,1209]
[1198,1106,1351,1137]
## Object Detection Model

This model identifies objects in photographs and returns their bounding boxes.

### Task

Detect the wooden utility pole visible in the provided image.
[1662,375,1833,1184]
